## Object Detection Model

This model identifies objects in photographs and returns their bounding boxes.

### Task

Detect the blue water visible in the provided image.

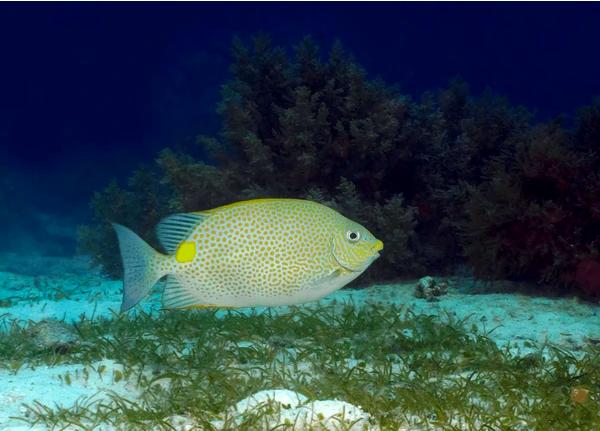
[1,3,600,429]
[2,3,600,255]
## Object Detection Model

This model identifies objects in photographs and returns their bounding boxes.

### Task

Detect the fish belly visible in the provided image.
[173,258,359,308]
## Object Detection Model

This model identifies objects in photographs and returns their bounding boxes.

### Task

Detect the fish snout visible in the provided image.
[372,240,384,252]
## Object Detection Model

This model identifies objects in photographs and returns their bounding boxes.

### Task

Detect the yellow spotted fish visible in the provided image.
[112,198,383,312]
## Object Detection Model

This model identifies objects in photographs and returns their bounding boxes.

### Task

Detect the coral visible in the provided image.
[156,148,240,211]
[77,34,600,296]
[575,259,600,296]
[78,35,420,281]
[214,35,414,200]
[414,276,448,301]
[576,97,600,153]
[367,194,420,277]
[458,119,600,292]
[409,83,532,271]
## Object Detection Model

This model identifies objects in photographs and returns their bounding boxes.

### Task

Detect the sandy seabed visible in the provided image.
[0,255,598,430]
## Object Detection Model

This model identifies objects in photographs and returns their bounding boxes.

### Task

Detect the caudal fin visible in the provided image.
[112,223,168,312]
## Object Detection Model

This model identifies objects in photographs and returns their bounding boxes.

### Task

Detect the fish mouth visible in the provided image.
[372,240,384,252]
[331,238,384,272]
[369,240,383,263]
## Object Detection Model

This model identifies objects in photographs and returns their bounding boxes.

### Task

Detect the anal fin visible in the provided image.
[162,275,230,310]
[177,304,237,310]
[162,275,201,309]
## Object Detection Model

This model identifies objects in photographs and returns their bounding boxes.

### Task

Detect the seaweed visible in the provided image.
[78,35,420,281]
[458,120,600,293]
[77,34,600,296]
[4,303,600,429]
[576,97,600,154]
[214,36,414,200]
[409,82,532,271]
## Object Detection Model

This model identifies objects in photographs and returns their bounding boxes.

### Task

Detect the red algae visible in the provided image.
[575,259,600,296]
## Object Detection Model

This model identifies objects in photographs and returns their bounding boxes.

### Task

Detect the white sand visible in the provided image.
[0,261,598,430]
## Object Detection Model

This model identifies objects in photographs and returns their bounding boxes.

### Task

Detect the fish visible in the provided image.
[112,198,383,312]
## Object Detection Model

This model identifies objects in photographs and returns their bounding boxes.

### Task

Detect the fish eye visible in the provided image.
[346,230,361,242]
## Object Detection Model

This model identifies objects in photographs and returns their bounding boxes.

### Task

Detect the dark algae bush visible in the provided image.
[80,36,600,297]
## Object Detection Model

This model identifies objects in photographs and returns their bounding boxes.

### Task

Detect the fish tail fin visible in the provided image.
[112,223,169,312]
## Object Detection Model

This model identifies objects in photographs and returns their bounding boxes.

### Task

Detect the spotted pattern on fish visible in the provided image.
[112,198,383,312]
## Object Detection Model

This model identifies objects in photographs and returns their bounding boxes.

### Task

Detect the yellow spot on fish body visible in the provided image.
[175,241,196,263]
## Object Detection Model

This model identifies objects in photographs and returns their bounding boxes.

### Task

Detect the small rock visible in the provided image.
[233,389,308,414]
[236,340,256,349]
[224,389,379,431]
[163,414,197,431]
[571,387,590,404]
[584,336,600,346]
[28,319,79,353]
[268,334,297,349]
[291,400,377,431]
[414,276,448,301]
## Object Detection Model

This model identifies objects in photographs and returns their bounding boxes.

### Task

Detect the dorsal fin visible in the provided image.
[156,212,207,254]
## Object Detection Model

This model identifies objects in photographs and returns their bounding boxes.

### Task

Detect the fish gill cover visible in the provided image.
[78,35,600,297]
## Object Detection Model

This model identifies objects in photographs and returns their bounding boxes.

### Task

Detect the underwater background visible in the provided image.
[2,2,600,430]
